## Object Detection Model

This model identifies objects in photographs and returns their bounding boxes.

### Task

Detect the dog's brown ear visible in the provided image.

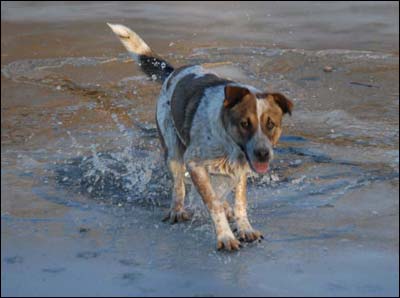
[271,93,293,115]
[224,85,250,108]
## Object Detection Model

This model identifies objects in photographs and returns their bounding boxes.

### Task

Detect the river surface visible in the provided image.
[1,1,399,296]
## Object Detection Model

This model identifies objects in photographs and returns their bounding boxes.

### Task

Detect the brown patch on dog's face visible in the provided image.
[257,92,293,145]
[221,86,258,148]
[260,108,282,146]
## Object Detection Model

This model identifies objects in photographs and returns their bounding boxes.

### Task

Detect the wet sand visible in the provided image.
[1,2,399,297]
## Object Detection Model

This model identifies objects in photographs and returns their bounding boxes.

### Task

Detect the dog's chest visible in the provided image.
[205,153,250,177]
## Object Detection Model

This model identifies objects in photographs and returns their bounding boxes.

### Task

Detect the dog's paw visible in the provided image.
[238,229,264,243]
[162,209,191,224]
[217,235,241,252]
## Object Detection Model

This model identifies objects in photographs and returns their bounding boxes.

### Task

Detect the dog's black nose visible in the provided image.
[254,148,270,162]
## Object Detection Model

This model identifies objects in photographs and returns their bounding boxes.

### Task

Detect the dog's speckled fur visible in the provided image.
[108,23,293,251]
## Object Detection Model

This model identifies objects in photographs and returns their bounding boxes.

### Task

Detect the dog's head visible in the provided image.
[221,85,293,174]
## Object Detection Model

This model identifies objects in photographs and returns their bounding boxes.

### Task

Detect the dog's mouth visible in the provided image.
[250,160,269,174]
[242,149,270,174]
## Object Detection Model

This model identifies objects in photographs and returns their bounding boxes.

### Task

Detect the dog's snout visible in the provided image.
[254,148,270,162]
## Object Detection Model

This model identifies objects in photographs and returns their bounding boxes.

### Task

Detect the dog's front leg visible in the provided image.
[187,161,240,251]
[234,174,264,242]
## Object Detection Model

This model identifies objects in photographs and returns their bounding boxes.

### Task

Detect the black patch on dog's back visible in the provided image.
[171,74,231,146]
[166,65,195,90]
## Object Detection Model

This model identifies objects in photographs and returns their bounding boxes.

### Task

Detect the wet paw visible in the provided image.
[162,209,191,224]
[238,229,264,243]
[217,236,241,252]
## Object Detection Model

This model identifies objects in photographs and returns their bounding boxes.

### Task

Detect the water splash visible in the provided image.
[3,50,397,214]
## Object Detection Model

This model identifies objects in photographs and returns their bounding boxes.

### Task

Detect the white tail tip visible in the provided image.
[107,22,151,56]
[107,23,131,39]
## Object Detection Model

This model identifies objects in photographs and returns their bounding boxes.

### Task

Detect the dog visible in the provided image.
[108,23,293,251]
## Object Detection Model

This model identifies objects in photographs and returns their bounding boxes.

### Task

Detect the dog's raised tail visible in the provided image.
[107,23,174,82]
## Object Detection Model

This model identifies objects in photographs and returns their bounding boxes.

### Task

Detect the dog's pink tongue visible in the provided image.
[253,162,269,174]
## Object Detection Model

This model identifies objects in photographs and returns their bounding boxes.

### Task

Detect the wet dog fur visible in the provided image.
[108,23,293,251]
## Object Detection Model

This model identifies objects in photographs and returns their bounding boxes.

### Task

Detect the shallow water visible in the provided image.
[2,2,399,297]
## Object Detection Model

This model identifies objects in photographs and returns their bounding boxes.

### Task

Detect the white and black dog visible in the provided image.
[108,23,293,251]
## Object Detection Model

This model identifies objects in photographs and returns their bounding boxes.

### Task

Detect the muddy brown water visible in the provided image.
[2,2,399,296]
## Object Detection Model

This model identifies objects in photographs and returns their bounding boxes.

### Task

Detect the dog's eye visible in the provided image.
[266,118,275,130]
[240,119,250,129]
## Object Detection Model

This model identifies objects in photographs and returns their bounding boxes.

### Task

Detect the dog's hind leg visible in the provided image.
[162,137,191,224]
